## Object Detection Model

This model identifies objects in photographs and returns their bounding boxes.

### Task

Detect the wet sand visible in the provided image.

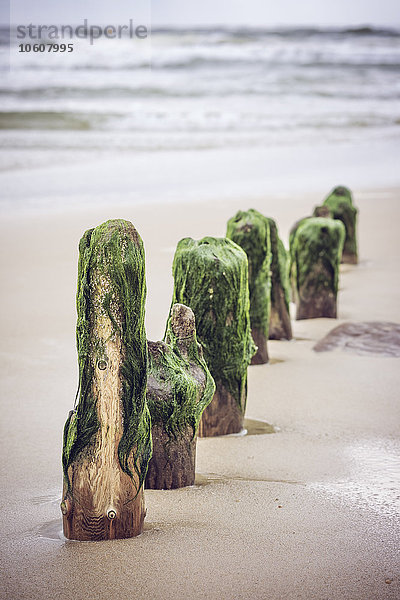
[0,188,399,599]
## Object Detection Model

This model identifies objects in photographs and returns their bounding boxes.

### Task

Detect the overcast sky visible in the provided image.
[5,0,400,27]
[152,0,400,27]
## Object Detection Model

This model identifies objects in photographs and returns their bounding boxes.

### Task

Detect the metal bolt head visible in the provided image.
[107,509,116,520]
[97,360,107,370]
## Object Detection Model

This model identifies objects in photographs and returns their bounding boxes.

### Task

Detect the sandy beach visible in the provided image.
[0,184,399,599]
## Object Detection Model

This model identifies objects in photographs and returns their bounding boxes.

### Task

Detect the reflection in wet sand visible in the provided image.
[37,519,65,542]
[312,439,400,518]
[194,472,302,487]
[243,418,277,435]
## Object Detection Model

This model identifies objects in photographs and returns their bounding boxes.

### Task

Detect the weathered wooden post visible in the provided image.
[323,185,358,264]
[289,217,345,320]
[170,237,256,437]
[266,217,293,340]
[61,219,152,541]
[289,216,309,250]
[146,304,215,489]
[226,209,271,364]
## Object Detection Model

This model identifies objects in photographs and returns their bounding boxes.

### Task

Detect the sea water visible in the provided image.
[0,26,399,212]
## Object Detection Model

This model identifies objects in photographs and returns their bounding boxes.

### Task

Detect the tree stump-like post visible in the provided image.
[61,219,152,541]
[323,185,358,264]
[170,237,256,437]
[146,304,215,489]
[266,217,293,340]
[226,209,271,364]
[290,217,345,320]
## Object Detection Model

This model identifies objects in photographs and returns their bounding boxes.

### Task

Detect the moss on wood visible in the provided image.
[323,186,358,263]
[226,210,292,345]
[147,304,215,439]
[62,219,152,496]
[226,209,271,360]
[146,304,215,488]
[169,237,256,413]
[290,217,345,319]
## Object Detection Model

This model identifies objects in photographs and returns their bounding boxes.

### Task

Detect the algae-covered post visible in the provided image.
[61,219,151,541]
[146,304,215,489]
[170,237,256,437]
[323,185,358,264]
[290,217,345,320]
[226,209,271,363]
[266,217,292,340]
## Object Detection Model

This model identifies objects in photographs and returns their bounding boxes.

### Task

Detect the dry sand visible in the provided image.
[0,188,399,599]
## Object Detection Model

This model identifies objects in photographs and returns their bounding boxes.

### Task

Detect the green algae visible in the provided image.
[289,216,310,254]
[226,209,272,340]
[290,217,345,298]
[323,186,358,260]
[147,305,215,440]
[325,185,353,205]
[226,210,292,344]
[288,216,312,301]
[62,219,152,495]
[169,237,256,412]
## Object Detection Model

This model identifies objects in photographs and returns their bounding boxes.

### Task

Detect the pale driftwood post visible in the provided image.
[290,217,345,320]
[226,209,271,364]
[266,217,293,340]
[323,185,358,264]
[61,219,151,541]
[170,237,256,437]
[146,304,215,489]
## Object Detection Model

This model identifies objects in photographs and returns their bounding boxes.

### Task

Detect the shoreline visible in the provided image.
[1,139,399,218]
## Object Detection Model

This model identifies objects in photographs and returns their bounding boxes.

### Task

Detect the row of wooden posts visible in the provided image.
[61,185,358,541]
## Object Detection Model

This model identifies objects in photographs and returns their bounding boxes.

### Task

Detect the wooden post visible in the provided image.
[61,219,151,541]
[323,186,358,264]
[228,211,292,342]
[170,237,256,437]
[226,209,271,364]
[145,304,215,489]
[266,218,293,340]
[289,217,345,320]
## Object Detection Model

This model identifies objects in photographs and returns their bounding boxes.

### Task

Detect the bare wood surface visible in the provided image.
[145,424,196,489]
[269,287,293,340]
[62,306,145,540]
[250,327,269,364]
[198,383,244,437]
[342,251,358,265]
[296,265,337,320]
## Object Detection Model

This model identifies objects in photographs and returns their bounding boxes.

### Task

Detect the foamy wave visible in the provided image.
[0,25,399,165]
